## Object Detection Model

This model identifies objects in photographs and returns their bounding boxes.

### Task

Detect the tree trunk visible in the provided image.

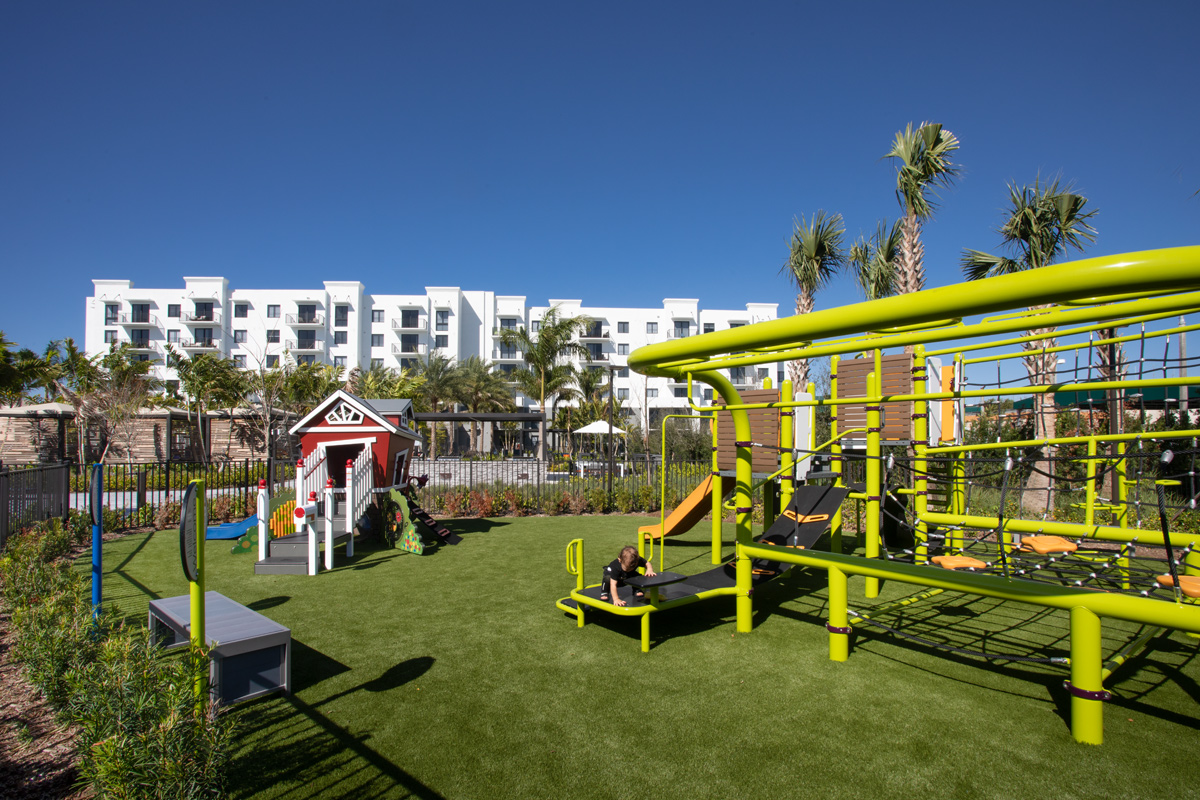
[1020,330,1058,515]
[788,290,814,389]
[897,213,925,354]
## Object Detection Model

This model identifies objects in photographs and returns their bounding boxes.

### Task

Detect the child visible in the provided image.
[601,545,656,606]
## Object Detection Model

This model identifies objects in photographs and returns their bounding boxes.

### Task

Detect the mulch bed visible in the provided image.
[0,613,90,800]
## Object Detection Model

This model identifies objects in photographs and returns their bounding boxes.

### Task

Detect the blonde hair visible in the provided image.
[619,545,639,568]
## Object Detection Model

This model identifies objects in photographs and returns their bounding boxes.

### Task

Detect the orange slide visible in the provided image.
[638,474,734,540]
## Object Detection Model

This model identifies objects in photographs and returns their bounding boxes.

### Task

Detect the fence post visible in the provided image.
[0,467,9,550]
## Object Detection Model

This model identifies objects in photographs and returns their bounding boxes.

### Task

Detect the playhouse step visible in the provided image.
[267,529,352,559]
[408,500,462,545]
[254,556,319,575]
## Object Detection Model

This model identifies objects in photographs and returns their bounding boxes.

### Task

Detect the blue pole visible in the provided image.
[91,463,103,619]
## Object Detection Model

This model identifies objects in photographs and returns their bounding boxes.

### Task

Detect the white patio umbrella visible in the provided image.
[573,420,626,435]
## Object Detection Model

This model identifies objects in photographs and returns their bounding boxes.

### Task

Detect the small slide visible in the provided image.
[639,475,736,540]
[206,514,258,540]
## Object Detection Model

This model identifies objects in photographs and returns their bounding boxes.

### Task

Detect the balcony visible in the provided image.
[492,327,520,337]
[118,313,159,327]
[667,330,692,340]
[285,339,324,352]
[578,328,608,341]
[391,343,427,356]
[582,352,609,363]
[493,349,523,361]
[182,311,221,325]
[392,317,427,332]
[125,339,154,351]
[285,313,325,327]
[179,339,218,350]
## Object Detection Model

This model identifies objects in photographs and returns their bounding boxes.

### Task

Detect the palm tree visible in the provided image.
[166,347,242,463]
[415,352,461,459]
[454,356,513,454]
[961,176,1099,511]
[497,306,591,460]
[781,211,846,388]
[885,122,961,297]
[849,219,902,301]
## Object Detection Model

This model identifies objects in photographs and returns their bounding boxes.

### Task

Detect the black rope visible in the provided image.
[849,614,1070,665]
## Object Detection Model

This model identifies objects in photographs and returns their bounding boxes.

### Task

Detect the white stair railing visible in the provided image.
[344,450,373,559]
[296,451,326,507]
[323,478,335,572]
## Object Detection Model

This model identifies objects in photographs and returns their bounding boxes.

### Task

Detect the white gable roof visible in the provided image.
[288,389,401,436]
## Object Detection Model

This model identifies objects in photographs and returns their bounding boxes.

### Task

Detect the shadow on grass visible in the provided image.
[290,639,353,693]
[248,595,290,612]
[230,691,446,800]
[313,656,435,708]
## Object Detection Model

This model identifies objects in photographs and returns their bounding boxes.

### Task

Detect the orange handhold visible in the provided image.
[1155,574,1200,599]
[1017,535,1078,555]
[932,555,987,570]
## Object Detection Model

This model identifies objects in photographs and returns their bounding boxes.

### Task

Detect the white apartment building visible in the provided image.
[85,277,784,424]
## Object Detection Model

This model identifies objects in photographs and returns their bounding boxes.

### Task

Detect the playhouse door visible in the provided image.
[325,444,364,487]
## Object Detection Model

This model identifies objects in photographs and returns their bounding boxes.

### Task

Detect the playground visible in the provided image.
[93,512,1197,800]
[14,246,1200,797]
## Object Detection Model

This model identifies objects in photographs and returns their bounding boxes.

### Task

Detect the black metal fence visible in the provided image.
[0,462,73,550]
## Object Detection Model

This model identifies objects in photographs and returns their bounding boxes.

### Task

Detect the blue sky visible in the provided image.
[2,1,1198,357]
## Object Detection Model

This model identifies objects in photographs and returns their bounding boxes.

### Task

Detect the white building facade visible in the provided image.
[85,278,784,423]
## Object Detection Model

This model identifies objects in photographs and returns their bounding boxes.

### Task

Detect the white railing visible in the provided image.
[296,451,326,508]
[344,448,372,560]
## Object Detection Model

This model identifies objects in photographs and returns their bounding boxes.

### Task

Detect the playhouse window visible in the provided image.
[325,401,364,425]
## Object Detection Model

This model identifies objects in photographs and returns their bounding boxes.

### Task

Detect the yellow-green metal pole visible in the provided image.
[1070,606,1105,745]
[1114,441,1131,589]
[950,456,967,552]
[913,345,930,563]
[190,478,206,710]
[865,371,881,598]
[1085,439,1098,527]
[711,409,723,565]
[829,566,849,661]
[830,355,844,553]
[780,379,795,512]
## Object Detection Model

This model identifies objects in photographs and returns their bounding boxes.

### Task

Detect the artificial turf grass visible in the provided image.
[89,516,1200,800]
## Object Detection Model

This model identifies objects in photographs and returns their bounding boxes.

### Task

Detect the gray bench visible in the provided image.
[149,591,291,706]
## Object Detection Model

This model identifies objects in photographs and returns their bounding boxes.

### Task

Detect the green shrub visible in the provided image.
[155,501,182,529]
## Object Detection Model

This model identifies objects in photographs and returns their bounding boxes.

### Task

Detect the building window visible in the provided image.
[193,301,213,321]
[233,355,246,368]
[167,304,180,318]
[130,303,150,323]
[647,388,658,398]
[266,355,279,368]
[500,318,517,330]
[646,322,658,334]
[778,369,785,385]
[703,322,715,334]
[334,355,347,368]
[729,322,744,329]
[132,353,150,363]
[618,344,629,356]
[617,388,629,400]
[674,321,690,338]
[296,330,316,349]
[400,309,420,329]
[235,304,248,318]
[297,355,316,366]
[400,334,419,353]
[194,328,214,346]
[531,320,540,332]
[436,309,449,331]
[400,359,417,372]
[618,367,629,378]
[371,334,384,347]
[371,358,383,369]
[334,330,348,345]
[618,322,629,334]
[167,329,179,344]
[498,363,516,377]
[372,309,384,323]
[104,330,117,344]
[730,367,746,383]
[267,329,279,343]
[757,368,769,384]
[499,344,518,359]
[267,304,280,318]
[335,305,349,327]
[297,304,317,323]
[674,388,688,398]
[130,329,149,347]
[436,335,448,349]
[166,379,179,394]
[234,330,247,344]
[105,304,119,324]
[704,389,713,401]
[586,343,604,361]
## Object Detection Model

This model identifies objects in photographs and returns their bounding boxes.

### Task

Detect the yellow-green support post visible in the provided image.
[1084,438,1098,527]
[1114,441,1131,589]
[780,379,795,513]
[1069,605,1105,745]
[828,566,849,661]
[865,371,881,598]
[711,408,723,565]
[830,355,844,553]
[913,346,930,563]
[189,478,206,711]
[950,456,967,552]
[567,539,585,627]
